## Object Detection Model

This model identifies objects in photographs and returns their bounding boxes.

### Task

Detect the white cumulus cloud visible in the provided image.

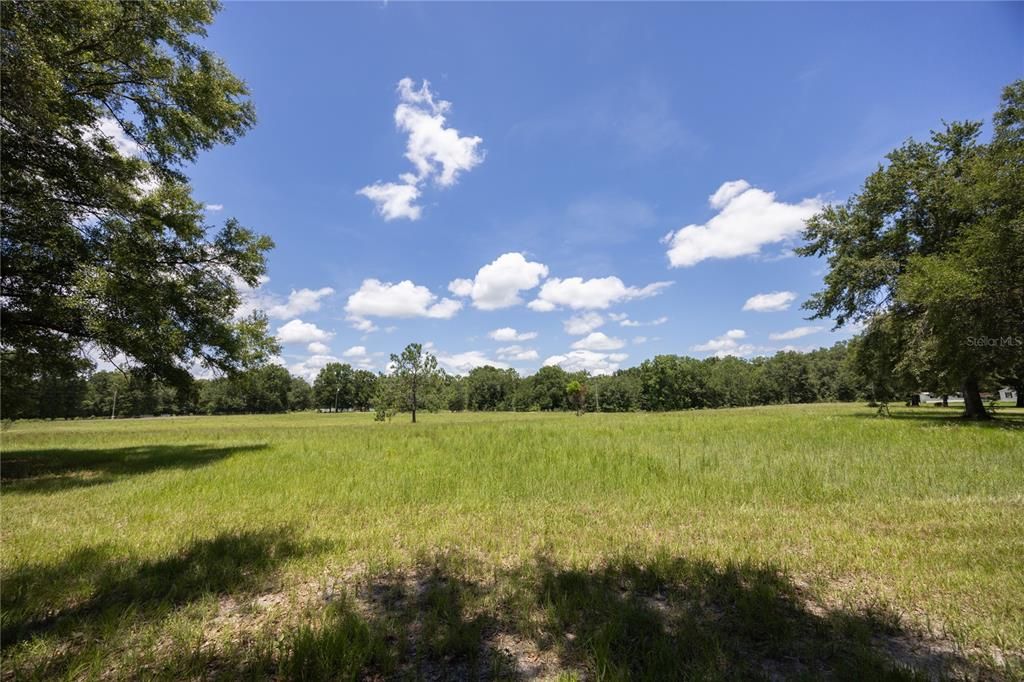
[448,278,474,297]
[496,345,539,361]
[289,354,341,381]
[769,326,824,341]
[333,345,377,370]
[449,253,549,310]
[267,287,335,319]
[205,203,224,212]
[349,317,378,333]
[357,179,422,221]
[358,78,483,221]
[571,332,626,351]
[543,350,627,376]
[488,327,538,342]
[345,278,462,330]
[708,179,751,209]
[276,319,334,345]
[664,180,822,267]
[395,78,484,187]
[307,341,331,354]
[529,277,671,311]
[619,315,668,328]
[563,312,605,335]
[743,291,798,312]
[436,350,509,375]
[691,329,755,358]
[234,279,335,320]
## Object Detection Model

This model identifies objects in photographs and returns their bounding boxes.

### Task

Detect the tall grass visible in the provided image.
[2,404,1021,678]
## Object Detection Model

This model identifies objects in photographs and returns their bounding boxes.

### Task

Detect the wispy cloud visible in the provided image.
[769,326,823,341]
[743,291,798,313]
[510,78,701,160]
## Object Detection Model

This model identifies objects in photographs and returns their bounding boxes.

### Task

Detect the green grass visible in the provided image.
[2,404,1022,679]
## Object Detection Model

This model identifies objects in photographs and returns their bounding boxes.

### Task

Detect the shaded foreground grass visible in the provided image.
[1,404,1022,678]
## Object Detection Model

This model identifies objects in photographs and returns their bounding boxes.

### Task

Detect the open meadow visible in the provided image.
[2,404,1023,680]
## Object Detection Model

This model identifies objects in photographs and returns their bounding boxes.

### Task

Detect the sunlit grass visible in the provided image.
[2,404,1022,678]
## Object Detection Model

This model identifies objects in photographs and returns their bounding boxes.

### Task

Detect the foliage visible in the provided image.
[313,362,353,412]
[517,366,562,410]
[465,366,519,411]
[386,343,444,423]
[442,374,468,412]
[638,355,707,411]
[0,0,277,389]
[589,371,641,412]
[311,363,378,412]
[287,376,313,412]
[798,80,1024,418]
[1,350,91,420]
[6,340,906,420]
[565,379,588,416]
[372,374,402,422]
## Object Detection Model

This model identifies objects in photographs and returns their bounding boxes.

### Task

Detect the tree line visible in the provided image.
[1,363,310,419]
[0,340,912,420]
[7,335,1020,420]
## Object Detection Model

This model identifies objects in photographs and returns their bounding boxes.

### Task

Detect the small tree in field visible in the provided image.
[566,379,588,416]
[372,374,401,422]
[389,343,443,423]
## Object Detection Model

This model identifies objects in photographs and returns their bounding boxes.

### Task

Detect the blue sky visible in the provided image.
[184,2,1023,379]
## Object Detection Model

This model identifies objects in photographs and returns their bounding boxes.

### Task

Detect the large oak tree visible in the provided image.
[1,0,276,389]
[798,81,1024,418]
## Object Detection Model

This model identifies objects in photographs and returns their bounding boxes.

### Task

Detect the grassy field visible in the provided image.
[2,404,1022,680]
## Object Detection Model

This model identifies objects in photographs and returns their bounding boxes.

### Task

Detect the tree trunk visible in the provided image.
[961,377,989,420]
[941,395,948,408]
[411,385,417,424]
[1015,381,1024,408]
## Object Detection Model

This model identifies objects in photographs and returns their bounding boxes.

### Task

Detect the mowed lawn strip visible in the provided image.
[2,404,1022,678]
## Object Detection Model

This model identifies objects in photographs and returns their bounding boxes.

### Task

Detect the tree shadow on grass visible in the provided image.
[506,554,937,680]
[844,407,1024,431]
[1,527,325,678]
[270,554,512,681]
[0,442,268,494]
[5,545,1002,679]
[265,551,992,681]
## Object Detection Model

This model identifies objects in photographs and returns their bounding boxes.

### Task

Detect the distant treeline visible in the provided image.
[0,363,315,419]
[447,343,863,413]
[3,341,894,420]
